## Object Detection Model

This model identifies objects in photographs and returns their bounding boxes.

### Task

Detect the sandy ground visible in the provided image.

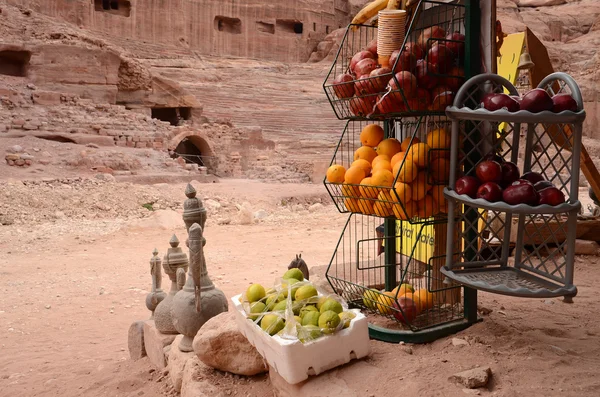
[2,179,600,397]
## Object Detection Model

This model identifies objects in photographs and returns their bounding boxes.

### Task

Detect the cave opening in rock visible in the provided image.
[151,107,192,126]
[276,19,303,35]
[256,21,275,34]
[215,16,242,34]
[172,136,213,169]
[94,0,131,17]
[0,50,31,77]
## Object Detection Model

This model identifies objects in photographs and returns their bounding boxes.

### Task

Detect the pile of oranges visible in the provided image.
[326,123,451,220]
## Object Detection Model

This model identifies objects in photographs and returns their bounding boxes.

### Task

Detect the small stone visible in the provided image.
[462,388,481,395]
[86,143,100,149]
[45,304,51,309]
[128,321,146,360]
[95,173,116,183]
[253,209,268,220]
[205,199,221,210]
[308,203,324,213]
[452,338,469,347]
[574,239,600,255]
[26,83,37,90]
[449,366,492,389]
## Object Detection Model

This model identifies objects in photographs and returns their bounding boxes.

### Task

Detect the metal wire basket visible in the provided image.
[323,0,467,120]
[442,72,586,300]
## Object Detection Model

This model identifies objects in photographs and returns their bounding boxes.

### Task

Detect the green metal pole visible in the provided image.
[383,120,397,292]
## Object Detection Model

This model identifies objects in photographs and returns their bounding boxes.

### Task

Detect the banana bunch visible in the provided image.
[351,0,417,29]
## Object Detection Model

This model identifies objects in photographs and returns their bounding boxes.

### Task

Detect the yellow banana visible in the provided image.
[387,0,401,10]
[351,0,390,27]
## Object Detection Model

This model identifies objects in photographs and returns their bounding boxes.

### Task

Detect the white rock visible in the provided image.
[94,173,116,183]
[205,199,221,210]
[452,337,470,347]
[449,366,492,389]
[253,209,268,220]
[7,145,23,154]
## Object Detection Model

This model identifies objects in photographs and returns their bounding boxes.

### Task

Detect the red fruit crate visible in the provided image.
[323,0,467,120]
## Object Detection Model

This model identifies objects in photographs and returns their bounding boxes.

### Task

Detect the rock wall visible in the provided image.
[6,0,353,63]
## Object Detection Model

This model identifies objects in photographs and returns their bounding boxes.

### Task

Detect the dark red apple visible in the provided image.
[332,73,355,99]
[512,179,534,186]
[355,58,378,78]
[445,32,465,59]
[369,67,392,93]
[500,161,520,187]
[418,26,446,49]
[350,51,375,74]
[367,39,378,57]
[427,44,454,73]
[521,171,545,185]
[390,50,417,73]
[392,297,417,324]
[503,183,540,205]
[476,160,503,183]
[483,93,520,112]
[511,95,522,106]
[415,59,439,89]
[407,88,431,111]
[533,180,554,191]
[388,71,418,101]
[455,176,481,198]
[349,96,375,117]
[477,182,503,202]
[483,153,504,164]
[552,93,578,113]
[521,88,553,113]
[405,42,425,60]
[354,75,373,96]
[376,94,405,114]
[538,186,566,206]
[443,66,465,92]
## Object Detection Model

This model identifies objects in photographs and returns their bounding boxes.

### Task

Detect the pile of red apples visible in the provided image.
[331,26,465,116]
[454,153,566,206]
[481,90,578,113]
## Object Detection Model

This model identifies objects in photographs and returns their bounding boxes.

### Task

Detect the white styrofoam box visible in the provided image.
[231,294,371,385]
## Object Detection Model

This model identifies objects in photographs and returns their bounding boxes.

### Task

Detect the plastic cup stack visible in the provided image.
[377,10,407,68]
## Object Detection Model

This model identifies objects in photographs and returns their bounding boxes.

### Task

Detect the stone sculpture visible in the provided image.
[145,248,166,318]
[154,235,189,334]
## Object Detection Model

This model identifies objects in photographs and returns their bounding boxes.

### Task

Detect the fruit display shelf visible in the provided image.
[322,0,467,121]
[442,72,585,300]
[231,294,370,385]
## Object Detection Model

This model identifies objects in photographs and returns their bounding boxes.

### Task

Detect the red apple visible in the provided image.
[538,186,566,206]
[418,26,446,49]
[445,32,465,60]
[443,66,465,92]
[350,51,376,74]
[392,297,417,324]
[552,93,578,113]
[511,95,522,106]
[521,88,554,113]
[405,42,425,60]
[376,94,405,114]
[533,180,554,191]
[369,67,392,93]
[477,182,503,202]
[503,182,540,205]
[349,96,375,117]
[390,50,417,73]
[367,39,378,57]
[332,73,355,99]
[415,59,439,89]
[455,176,481,198]
[476,160,503,183]
[388,71,418,101]
[483,153,504,164]
[430,90,454,112]
[521,171,545,185]
[512,179,534,186]
[407,88,431,111]
[427,44,455,73]
[355,58,378,78]
[500,161,520,187]
[483,93,520,112]
[355,75,373,96]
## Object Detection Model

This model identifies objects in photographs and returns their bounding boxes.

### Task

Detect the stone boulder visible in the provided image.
[192,311,267,376]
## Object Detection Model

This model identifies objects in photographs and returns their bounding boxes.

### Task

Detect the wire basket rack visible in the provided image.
[323,0,467,120]
[323,117,454,224]
[325,213,463,333]
[442,72,586,300]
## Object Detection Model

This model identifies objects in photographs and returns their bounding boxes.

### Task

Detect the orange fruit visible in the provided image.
[360,124,385,147]
[357,198,375,215]
[372,159,392,173]
[376,291,396,314]
[390,151,406,169]
[354,146,378,163]
[359,177,378,199]
[406,142,431,168]
[392,201,417,220]
[430,158,450,183]
[344,198,361,213]
[326,164,346,183]
[351,159,372,176]
[392,283,415,297]
[400,136,420,152]
[411,289,435,313]
[376,138,402,158]
[371,169,394,188]
[392,182,412,204]
[426,128,451,151]
[372,155,391,169]
[415,195,436,219]
[431,185,447,214]
[410,171,431,201]
[377,190,395,209]
[393,159,418,184]
[342,183,360,198]
[373,201,394,217]
[344,166,366,184]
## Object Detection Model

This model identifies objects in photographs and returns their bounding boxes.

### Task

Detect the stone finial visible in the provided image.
[185,183,196,199]
[183,184,207,234]
[146,248,166,318]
